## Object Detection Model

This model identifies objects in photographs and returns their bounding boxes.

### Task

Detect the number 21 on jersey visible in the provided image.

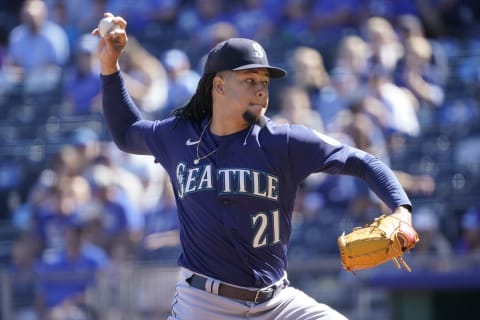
[251,210,280,248]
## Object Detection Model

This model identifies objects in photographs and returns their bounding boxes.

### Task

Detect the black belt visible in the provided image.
[186,274,289,304]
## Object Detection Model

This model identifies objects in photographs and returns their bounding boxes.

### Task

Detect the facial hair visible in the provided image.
[243,110,266,127]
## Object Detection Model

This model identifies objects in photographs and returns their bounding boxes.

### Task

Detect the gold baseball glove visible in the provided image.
[338,214,419,273]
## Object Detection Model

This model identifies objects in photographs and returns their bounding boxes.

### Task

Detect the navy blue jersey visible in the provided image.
[102,72,411,287]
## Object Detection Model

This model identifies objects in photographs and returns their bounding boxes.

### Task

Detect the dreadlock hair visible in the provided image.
[172,73,216,122]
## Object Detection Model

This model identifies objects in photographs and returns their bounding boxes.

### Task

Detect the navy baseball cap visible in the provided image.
[204,38,287,78]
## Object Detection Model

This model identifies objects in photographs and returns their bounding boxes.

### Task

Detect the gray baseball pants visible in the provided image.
[167,267,348,320]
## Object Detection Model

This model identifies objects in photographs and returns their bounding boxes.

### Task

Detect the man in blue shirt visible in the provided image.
[5,0,69,93]
[35,218,101,319]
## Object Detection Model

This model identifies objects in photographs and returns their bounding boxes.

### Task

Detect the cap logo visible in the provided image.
[252,42,264,58]
[204,38,286,78]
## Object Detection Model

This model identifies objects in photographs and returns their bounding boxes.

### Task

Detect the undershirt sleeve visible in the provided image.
[342,151,412,211]
[101,71,152,155]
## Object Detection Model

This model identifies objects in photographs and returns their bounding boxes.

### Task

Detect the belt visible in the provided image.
[186,274,289,304]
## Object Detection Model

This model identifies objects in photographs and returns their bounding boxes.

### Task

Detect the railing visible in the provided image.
[2,255,480,320]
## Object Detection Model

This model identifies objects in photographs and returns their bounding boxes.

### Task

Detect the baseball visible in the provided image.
[98,17,120,37]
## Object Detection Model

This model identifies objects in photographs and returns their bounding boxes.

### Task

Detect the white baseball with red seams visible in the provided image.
[98,17,119,37]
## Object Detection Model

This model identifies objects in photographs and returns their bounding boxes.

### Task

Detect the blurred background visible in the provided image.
[0,0,480,319]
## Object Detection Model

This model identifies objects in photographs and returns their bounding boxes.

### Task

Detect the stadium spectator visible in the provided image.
[357,0,420,24]
[335,96,435,197]
[47,0,80,50]
[309,0,357,58]
[73,200,108,255]
[34,217,102,320]
[69,127,102,175]
[316,67,366,133]
[11,144,92,236]
[334,35,370,82]
[393,13,450,130]
[411,206,452,257]
[140,177,181,262]
[363,16,404,76]
[286,46,332,119]
[176,0,230,52]
[62,33,102,115]
[105,0,181,36]
[275,0,314,47]
[5,235,40,320]
[46,0,107,42]
[86,164,136,246]
[146,0,182,27]
[90,143,146,211]
[30,175,91,254]
[365,65,420,139]
[394,36,445,108]
[118,36,168,118]
[287,46,330,94]
[335,97,391,164]
[3,0,69,92]
[455,207,480,255]
[273,85,324,132]
[160,48,201,117]
[231,0,279,42]
[201,21,239,59]
[395,13,449,86]
[194,21,239,77]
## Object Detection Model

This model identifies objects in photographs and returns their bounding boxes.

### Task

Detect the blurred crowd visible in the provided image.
[1,0,480,319]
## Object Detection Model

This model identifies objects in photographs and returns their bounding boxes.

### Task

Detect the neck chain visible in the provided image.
[194,119,217,165]
[193,119,255,165]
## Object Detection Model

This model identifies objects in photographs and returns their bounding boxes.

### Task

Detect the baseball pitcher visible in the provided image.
[92,13,418,320]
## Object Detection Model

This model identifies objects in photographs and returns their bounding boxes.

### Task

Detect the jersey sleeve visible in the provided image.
[286,124,411,211]
[101,71,155,155]
[285,124,350,179]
